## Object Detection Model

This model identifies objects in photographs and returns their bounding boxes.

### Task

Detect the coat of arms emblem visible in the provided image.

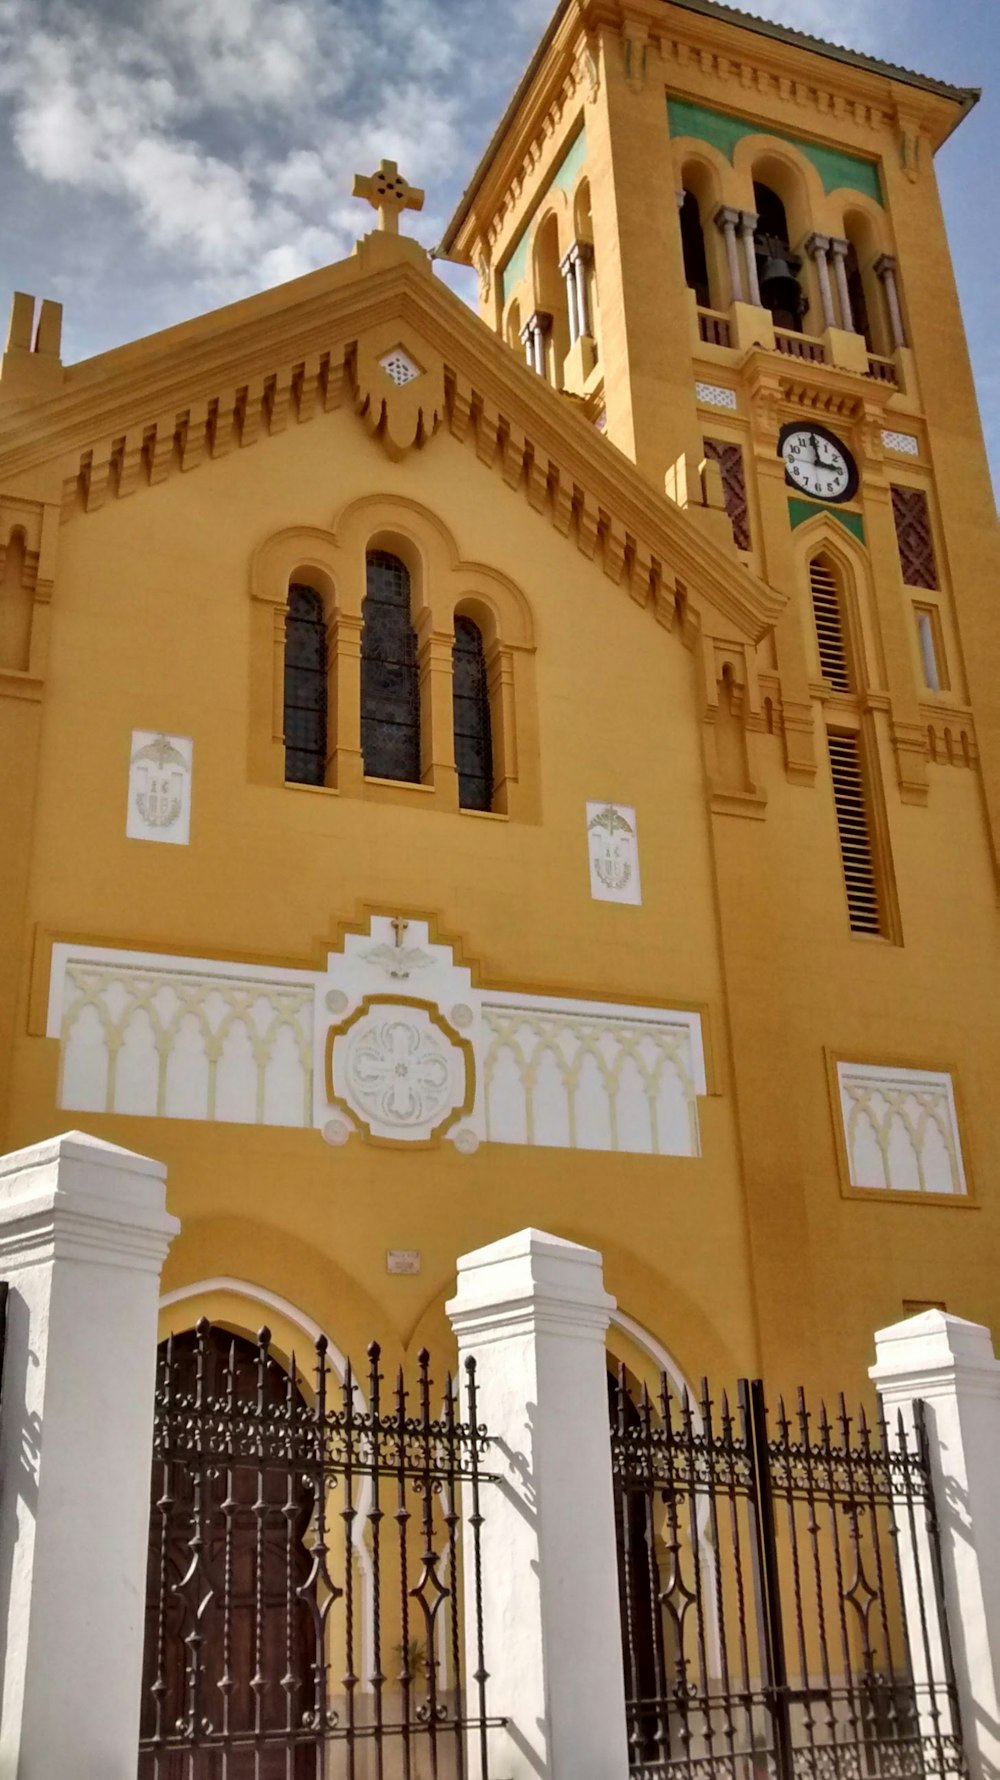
[586,802,642,905]
[131,735,188,829]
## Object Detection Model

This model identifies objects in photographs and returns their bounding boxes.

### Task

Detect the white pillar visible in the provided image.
[806,232,836,328]
[740,210,761,307]
[870,1310,1000,1780]
[714,206,744,305]
[573,243,593,338]
[830,237,855,332]
[0,1130,179,1780]
[447,1228,629,1780]
[876,253,908,349]
[560,250,580,345]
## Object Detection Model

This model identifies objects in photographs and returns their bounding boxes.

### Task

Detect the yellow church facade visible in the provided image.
[0,0,997,1416]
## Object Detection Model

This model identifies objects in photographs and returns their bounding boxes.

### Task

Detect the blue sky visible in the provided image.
[0,0,997,494]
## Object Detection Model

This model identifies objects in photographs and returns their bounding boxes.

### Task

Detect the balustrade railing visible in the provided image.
[867,353,899,386]
[774,329,826,364]
[697,308,733,348]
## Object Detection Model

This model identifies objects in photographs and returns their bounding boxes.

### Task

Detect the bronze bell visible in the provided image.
[759,249,804,320]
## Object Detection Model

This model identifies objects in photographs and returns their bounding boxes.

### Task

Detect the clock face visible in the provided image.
[779,422,859,505]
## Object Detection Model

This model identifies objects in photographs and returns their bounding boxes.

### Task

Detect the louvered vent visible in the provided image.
[810,559,851,692]
[828,732,883,936]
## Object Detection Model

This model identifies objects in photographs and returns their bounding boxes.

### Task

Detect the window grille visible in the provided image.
[452,617,494,811]
[361,550,421,784]
[809,558,852,692]
[703,438,751,550]
[283,584,327,786]
[892,486,939,589]
[379,348,422,387]
[828,731,883,936]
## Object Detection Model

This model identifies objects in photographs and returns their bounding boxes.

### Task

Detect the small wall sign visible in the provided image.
[387,1250,421,1275]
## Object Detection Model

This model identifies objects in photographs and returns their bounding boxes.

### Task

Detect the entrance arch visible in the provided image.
[139,1325,317,1778]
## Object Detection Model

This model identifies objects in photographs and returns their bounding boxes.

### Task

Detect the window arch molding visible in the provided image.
[250,500,538,818]
[732,138,824,241]
[790,517,880,695]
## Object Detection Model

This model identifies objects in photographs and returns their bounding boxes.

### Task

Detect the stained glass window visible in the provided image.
[361,551,421,783]
[283,584,327,786]
[452,618,493,812]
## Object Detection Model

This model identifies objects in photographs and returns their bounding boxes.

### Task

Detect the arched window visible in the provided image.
[532,213,569,385]
[361,550,421,783]
[452,617,493,811]
[679,190,710,308]
[283,584,327,785]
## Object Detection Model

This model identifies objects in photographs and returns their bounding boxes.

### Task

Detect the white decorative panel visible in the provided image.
[695,381,738,411]
[836,1062,967,1197]
[882,430,920,457]
[48,920,707,1159]
[49,947,314,1125]
[587,802,641,905]
[482,993,705,1157]
[379,347,422,386]
[126,732,193,845]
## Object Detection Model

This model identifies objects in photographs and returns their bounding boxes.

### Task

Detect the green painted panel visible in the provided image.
[667,96,883,206]
[552,126,588,197]
[501,231,531,308]
[501,125,587,305]
[788,497,866,542]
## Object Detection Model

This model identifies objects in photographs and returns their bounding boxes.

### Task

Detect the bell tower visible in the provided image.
[439,1,988,576]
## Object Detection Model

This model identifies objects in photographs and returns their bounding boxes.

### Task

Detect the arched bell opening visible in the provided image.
[753,180,806,330]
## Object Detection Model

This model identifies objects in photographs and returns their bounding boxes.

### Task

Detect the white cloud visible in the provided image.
[0,0,481,302]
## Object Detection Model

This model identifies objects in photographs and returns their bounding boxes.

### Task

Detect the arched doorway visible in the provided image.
[139,1326,318,1779]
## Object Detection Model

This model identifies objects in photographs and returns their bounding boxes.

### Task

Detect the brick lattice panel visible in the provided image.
[704,438,751,551]
[892,486,939,589]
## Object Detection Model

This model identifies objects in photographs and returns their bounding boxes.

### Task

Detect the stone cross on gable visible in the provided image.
[352,159,425,236]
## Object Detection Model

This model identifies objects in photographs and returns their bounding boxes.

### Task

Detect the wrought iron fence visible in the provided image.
[140,1321,498,1779]
[610,1370,963,1780]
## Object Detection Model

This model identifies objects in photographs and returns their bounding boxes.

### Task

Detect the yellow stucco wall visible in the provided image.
[1,0,998,1412]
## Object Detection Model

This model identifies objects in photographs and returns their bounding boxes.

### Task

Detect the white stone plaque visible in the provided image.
[387,1250,421,1275]
[126,731,193,846]
[586,802,641,906]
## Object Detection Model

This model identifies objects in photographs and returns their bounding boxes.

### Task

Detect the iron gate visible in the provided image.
[139,1321,497,1779]
[610,1370,963,1780]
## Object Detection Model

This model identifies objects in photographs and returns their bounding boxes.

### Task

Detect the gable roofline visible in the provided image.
[0,247,785,646]
[438,0,979,257]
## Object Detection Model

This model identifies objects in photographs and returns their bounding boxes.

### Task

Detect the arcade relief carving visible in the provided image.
[47,915,707,1158]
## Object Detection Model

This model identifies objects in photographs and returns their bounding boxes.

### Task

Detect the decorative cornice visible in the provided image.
[441,0,975,261]
[0,257,786,648]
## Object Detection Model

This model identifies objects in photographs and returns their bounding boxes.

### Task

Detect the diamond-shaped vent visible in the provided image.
[379,348,422,387]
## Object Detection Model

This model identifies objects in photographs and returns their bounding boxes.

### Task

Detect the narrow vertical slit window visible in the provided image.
[703,438,751,550]
[283,584,327,786]
[452,617,494,812]
[892,487,939,589]
[828,730,884,936]
[809,557,852,692]
[361,550,421,784]
[914,604,948,694]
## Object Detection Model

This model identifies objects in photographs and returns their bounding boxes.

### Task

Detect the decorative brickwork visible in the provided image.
[704,437,751,550]
[892,486,939,589]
